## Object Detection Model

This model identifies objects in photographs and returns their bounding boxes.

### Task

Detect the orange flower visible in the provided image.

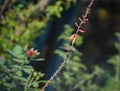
[68,34,78,46]
[68,34,76,40]
[78,29,84,33]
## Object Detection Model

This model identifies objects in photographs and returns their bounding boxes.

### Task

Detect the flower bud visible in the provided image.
[27,48,34,57]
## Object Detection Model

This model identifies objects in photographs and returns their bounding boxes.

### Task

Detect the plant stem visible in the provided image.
[75,0,94,34]
[24,71,34,91]
[41,0,94,91]
[41,53,71,91]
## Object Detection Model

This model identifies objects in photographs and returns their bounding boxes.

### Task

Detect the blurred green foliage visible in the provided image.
[0,0,79,91]
[53,32,120,91]
[0,0,77,57]
[0,0,46,56]
[53,25,104,91]
[0,45,44,91]
[100,33,120,91]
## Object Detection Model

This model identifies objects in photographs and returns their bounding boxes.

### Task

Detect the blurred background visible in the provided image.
[0,0,120,91]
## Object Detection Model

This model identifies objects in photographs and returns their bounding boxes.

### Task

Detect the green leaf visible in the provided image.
[12,55,28,64]
[18,77,27,82]
[75,35,83,46]
[23,65,33,69]
[23,66,33,74]
[82,74,93,80]
[13,75,26,82]
[0,58,5,65]
[11,64,21,69]
[108,55,120,66]
[16,70,22,77]
[3,82,16,88]
[7,49,16,57]
[13,58,24,63]
[17,54,25,59]
[23,68,32,74]
[33,58,45,61]
[58,25,74,40]
[13,45,23,55]
[35,72,44,80]
[32,81,39,88]
[54,49,66,58]
[63,72,75,85]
